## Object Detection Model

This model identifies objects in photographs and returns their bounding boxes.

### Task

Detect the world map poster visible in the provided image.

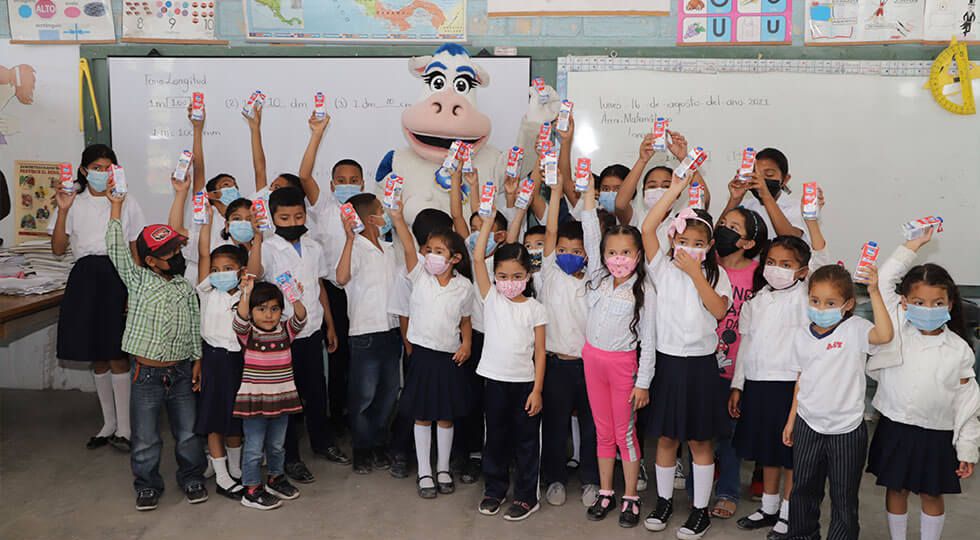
[243,0,466,43]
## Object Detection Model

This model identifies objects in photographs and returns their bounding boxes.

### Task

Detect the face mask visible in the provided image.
[644,187,668,208]
[228,221,255,243]
[598,191,617,213]
[905,304,951,332]
[466,232,496,257]
[160,252,186,277]
[376,213,393,236]
[423,253,450,276]
[807,306,844,328]
[763,265,800,290]
[605,255,638,278]
[333,184,362,204]
[528,249,544,273]
[495,278,527,299]
[275,224,308,243]
[751,179,782,201]
[555,253,586,275]
[218,186,242,206]
[209,270,240,292]
[86,169,110,192]
[674,245,707,262]
[714,226,742,257]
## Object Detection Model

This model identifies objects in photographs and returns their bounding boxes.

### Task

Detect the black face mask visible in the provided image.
[751,179,782,201]
[714,226,742,257]
[161,252,186,277]
[275,225,308,243]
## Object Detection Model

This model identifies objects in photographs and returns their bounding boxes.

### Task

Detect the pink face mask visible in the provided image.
[674,245,707,262]
[605,255,638,278]
[495,279,527,299]
[423,253,450,276]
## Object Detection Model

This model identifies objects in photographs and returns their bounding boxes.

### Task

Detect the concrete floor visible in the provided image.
[1,389,978,540]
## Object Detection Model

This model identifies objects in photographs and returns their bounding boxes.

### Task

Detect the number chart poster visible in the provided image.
[122,1,225,43]
[677,0,792,45]
[8,0,116,43]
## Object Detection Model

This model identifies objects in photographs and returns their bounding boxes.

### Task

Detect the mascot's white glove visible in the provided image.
[523,84,563,126]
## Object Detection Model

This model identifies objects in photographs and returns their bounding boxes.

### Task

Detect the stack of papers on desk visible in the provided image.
[0,241,72,295]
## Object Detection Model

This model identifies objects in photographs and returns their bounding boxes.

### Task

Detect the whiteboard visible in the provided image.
[561,58,980,285]
[108,55,530,223]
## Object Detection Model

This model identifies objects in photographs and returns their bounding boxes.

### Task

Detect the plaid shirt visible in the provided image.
[106,219,200,362]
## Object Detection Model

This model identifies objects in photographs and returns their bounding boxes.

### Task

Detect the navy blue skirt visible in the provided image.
[398,345,470,421]
[867,415,961,495]
[194,342,244,436]
[57,255,127,362]
[648,352,731,442]
[733,379,795,469]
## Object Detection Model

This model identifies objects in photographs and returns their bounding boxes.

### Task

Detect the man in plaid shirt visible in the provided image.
[106,187,206,511]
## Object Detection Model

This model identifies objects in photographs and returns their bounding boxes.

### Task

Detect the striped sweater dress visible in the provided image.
[232,313,306,418]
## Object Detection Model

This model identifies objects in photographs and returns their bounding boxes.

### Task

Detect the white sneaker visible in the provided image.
[545,482,566,506]
[581,484,600,507]
[673,458,686,490]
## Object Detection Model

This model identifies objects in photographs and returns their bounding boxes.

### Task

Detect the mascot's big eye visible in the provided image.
[453,76,475,94]
[426,74,447,92]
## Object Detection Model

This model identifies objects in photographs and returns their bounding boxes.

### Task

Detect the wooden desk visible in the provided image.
[0,290,64,343]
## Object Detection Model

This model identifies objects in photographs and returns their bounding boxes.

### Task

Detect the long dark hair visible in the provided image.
[898,263,971,348]
[493,242,536,298]
[671,208,720,288]
[220,198,254,241]
[587,224,646,343]
[728,207,769,259]
[752,235,811,293]
[76,144,117,192]
[427,230,473,282]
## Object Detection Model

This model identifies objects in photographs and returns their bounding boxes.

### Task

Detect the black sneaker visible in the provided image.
[460,457,481,484]
[315,446,351,465]
[644,497,673,531]
[266,475,300,500]
[109,435,131,453]
[184,482,208,504]
[737,508,779,530]
[284,461,316,484]
[241,487,282,511]
[587,492,616,521]
[389,453,410,479]
[86,436,109,450]
[352,450,373,475]
[677,507,711,540]
[619,497,642,528]
[478,496,504,516]
[135,488,159,511]
[502,500,540,522]
[371,447,391,470]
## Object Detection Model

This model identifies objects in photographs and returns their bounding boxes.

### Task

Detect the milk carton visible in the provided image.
[901,216,944,240]
[854,241,880,284]
[109,165,128,196]
[314,92,326,119]
[675,147,708,178]
[193,191,210,225]
[251,199,271,231]
[515,177,535,210]
[241,90,264,118]
[542,151,558,186]
[738,147,756,182]
[443,140,463,171]
[340,202,365,233]
[173,150,193,182]
[574,157,592,192]
[557,100,573,131]
[59,163,74,193]
[536,122,552,152]
[478,182,495,217]
[191,92,204,121]
[688,182,705,210]
[802,182,820,220]
[532,77,548,103]
[275,272,302,303]
[505,146,525,178]
[652,117,669,152]
[383,173,404,210]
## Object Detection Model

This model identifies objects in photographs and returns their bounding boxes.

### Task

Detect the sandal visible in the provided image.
[216,482,245,500]
[417,475,437,499]
[710,498,737,519]
[436,471,455,495]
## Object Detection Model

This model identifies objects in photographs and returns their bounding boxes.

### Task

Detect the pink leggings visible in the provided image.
[582,341,640,462]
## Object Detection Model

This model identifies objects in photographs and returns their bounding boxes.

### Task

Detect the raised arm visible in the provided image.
[802,187,826,252]
[863,265,895,346]
[197,206,214,285]
[615,133,655,226]
[299,112,330,206]
[188,104,206,194]
[335,217,356,287]
[245,226,263,279]
[543,169,563,257]
[449,167,470,238]
[880,228,932,309]
[556,115,579,208]
[247,105,268,192]
[748,172,803,237]
[168,176,191,238]
[641,173,689,262]
[472,207,495,299]
[390,202,418,273]
[237,274,254,320]
[105,189,138,289]
[51,191,75,256]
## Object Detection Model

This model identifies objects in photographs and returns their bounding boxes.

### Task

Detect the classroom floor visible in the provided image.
[1,389,978,540]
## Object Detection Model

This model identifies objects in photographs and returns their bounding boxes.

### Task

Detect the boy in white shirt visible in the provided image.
[336,192,402,474]
[720,148,808,243]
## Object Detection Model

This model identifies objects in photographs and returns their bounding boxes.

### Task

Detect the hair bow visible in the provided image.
[667,207,698,238]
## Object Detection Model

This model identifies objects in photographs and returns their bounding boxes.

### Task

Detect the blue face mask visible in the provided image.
[219,186,242,206]
[598,191,617,213]
[467,232,496,257]
[555,253,586,275]
[905,304,951,332]
[333,184,362,204]
[86,170,110,192]
[376,213,392,236]
[807,306,844,329]
[209,270,240,292]
[228,220,254,243]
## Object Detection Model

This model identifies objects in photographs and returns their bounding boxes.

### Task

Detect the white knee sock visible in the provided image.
[692,463,714,509]
[571,415,581,462]
[92,372,116,438]
[111,373,131,439]
[887,512,908,540]
[655,464,675,500]
[761,492,780,515]
[226,445,243,478]
[436,425,453,474]
[211,455,236,490]
[920,512,945,540]
[414,425,433,488]
[772,500,790,533]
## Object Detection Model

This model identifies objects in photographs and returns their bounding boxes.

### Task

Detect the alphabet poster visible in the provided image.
[677,0,792,45]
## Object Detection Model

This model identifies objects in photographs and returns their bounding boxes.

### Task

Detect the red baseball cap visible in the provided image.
[139,224,187,257]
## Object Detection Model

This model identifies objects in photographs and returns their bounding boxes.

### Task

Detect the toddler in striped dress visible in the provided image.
[233,276,307,511]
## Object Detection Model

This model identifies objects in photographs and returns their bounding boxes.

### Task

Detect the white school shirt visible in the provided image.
[647,248,732,357]
[47,191,145,258]
[406,263,473,353]
[469,258,494,334]
[340,235,399,336]
[739,194,809,244]
[182,213,230,281]
[388,264,412,318]
[476,287,547,383]
[538,252,588,357]
[790,316,875,435]
[196,280,242,352]
[581,209,657,389]
[260,233,327,339]
[309,190,346,283]
[867,245,980,462]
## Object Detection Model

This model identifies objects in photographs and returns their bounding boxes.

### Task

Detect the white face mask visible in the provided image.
[763,265,799,290]
[644,187,668,208]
